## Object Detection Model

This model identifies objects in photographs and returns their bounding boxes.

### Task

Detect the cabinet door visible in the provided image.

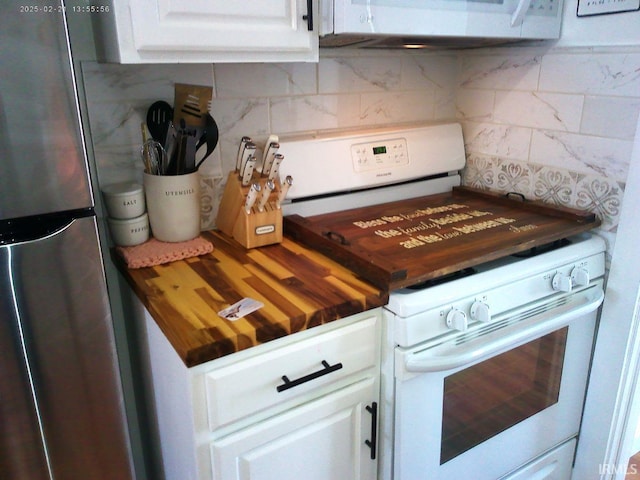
[123,0,318,63]
[211,378,378,480]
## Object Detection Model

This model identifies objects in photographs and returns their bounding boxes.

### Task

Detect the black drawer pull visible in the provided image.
[276,360,343,393]
[365,401,378,460]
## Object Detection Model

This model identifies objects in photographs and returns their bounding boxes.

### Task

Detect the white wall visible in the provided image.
[558,0,640,47]
[573,106,640,480]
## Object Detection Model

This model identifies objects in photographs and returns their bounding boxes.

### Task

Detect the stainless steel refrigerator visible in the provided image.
[0,4,135,479]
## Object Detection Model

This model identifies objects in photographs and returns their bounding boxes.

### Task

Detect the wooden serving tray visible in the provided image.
[284,187,600,290]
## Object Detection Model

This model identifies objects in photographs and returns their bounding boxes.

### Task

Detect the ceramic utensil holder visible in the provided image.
[143,171,201,242]
[216,171,282,249]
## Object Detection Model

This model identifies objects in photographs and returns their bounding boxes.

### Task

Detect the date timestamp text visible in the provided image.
[19,4,110,14]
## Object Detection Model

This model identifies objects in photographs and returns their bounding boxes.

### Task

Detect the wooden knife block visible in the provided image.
[216,172,283,249]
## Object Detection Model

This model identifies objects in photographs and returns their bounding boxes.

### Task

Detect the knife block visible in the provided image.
[216,172,283,249]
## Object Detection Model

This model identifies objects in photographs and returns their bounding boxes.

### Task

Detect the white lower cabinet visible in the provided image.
[134,301,381,480]
[211,378,378,480]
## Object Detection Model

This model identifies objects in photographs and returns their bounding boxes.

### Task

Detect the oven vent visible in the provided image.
[453,295,572,347]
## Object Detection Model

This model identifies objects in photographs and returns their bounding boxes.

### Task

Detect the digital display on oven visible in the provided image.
[373,146,387,155]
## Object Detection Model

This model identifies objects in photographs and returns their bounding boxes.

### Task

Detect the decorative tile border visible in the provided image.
[200,175,225,231]
[463,155,625,233]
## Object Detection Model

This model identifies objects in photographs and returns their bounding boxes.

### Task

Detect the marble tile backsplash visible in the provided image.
[82,45,640,254]
[457,46,640,252]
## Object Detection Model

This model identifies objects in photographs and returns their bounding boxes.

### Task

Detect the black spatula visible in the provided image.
[195,113,219,170]
[146,101,173,146]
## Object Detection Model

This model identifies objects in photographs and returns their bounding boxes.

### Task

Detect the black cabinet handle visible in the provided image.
[276,360,342,393]
[302,0,313,31]
[365,402,378,460]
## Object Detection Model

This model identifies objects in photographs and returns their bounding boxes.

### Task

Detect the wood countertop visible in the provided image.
[115,230,388,367]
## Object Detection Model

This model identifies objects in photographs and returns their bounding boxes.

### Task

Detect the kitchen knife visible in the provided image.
[241,155,257,186]
[244,182,261,214]
[276,175,293,209]
[236,136,252,172]
[257,180,275,212]
[267,153,284,182]
[260,134,278,172]
[239,142,256,180]
[261,141,280,178]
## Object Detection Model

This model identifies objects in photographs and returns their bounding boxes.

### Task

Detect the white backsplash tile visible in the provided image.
[493,91,584,132]
[359,91,436,125]
[399,54,458,91]
[213,63,317,97]
[459,53,542,91]
[582,96,640,139]
[462,122,532,160]
[539,53,640,96]
[456,89,495,121]
[318,56,403,93]
[83,63,213,103]
[270,94,361,132]
[530,130,632,181]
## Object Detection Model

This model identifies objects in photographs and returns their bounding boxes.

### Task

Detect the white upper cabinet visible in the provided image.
[94,0,319,63]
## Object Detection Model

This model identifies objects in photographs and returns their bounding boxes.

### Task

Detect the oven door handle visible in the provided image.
[404,287,604,374]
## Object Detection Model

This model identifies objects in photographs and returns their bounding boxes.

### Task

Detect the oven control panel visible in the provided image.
[351,137,409,172]
[277,123,465,200]
[390,245,606,347]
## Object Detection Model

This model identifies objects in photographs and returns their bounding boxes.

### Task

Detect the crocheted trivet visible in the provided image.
[116,236,214,269]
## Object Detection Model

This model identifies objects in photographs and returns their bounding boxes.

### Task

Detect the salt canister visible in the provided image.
[101,182,145,219]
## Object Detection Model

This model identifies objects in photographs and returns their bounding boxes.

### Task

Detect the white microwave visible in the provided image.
[319,0,564,48]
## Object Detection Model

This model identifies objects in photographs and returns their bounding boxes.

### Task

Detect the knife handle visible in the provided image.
[268,154,284,181]
[261,142,280,177]
[241,156,257,186]
[239,143,256,179]
[257,180,275,212]
[277,175,293,209]
[236,136,252,172]
[244,182,261,214]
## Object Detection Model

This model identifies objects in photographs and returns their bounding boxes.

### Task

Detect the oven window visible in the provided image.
[441,327,568,464]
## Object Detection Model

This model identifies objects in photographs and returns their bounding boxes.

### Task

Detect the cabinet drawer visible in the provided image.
[205,314,378,430]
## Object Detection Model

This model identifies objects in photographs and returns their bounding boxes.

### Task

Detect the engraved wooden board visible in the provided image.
[284,187,600,290]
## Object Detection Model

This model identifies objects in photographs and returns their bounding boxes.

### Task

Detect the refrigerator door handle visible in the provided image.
[0,210,92,246]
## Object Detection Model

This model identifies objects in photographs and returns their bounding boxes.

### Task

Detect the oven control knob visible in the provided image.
[552,272,573,292]
[446,309,468,332]
[470,301,491,323]
[571,267,590,287]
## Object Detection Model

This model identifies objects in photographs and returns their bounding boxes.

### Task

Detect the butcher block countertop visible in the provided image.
[115,230,388,367]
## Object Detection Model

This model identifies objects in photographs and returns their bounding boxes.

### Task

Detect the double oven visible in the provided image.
[278,122,604,480]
